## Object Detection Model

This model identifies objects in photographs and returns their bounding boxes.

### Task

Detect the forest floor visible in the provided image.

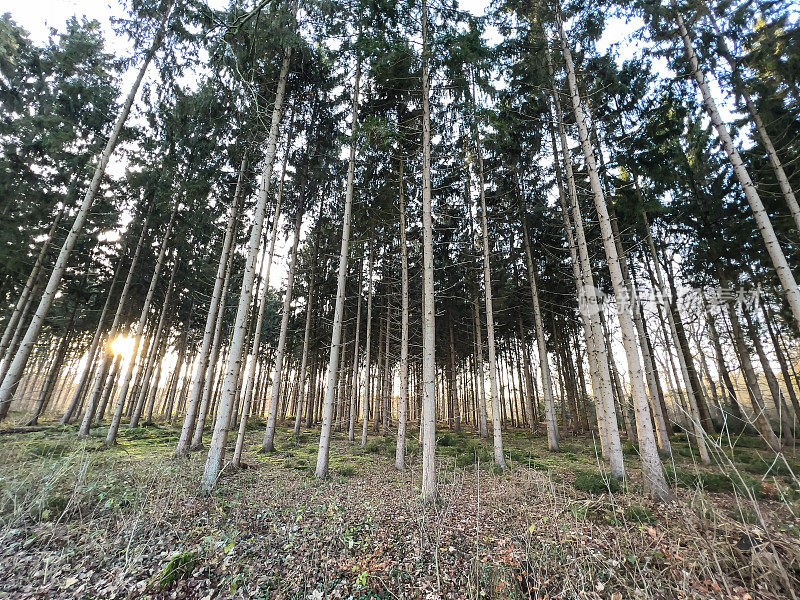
[0,419,799,600]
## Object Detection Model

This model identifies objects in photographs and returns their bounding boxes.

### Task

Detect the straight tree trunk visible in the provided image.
[0,204,66,372]
[472,83,507,470]
[420,0,437,502]
[360,240,375,447]
[701,2,800,232]
[557,14,671,500]
[176,154,245,455]
[315,50,361,479]
[394,159,408,471]
[106,202,178,445]
[348,257,364,442]
[201,40,294,492]
[724,296,782,451]
[26,309,76,425]
[78,206,153,435]
[130,256,177,427]
[520,204,560,450]
[60,236,125,424]
[549,66,621,473]
[261,204,305,452]
[643,217,711,463]
[294,218,322,437]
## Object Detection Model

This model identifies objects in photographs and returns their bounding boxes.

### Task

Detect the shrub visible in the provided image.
[572,471,621,494]
[159,551,197,588]
[121,427,150,440]
[733,436,767,450]
[364,440,382,454]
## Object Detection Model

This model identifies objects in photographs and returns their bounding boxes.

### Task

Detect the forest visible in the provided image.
[1,0,800,596]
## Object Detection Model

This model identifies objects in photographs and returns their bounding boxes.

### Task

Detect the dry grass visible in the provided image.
[0,422,798,599]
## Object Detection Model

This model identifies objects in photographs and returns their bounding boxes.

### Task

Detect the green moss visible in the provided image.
[336,464,356,477]
[624,505,655,524]
[27,440,72,458]
[121,427,150,440]
[664,466,763,497]
[572,471,621,494]
[732,436,767,450]
[159,551,197,588]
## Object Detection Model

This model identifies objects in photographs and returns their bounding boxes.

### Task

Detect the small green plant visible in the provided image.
[159,551,197,588]
[622,442,639,456]
[624,505,655,524]
[336,464,356,477]
[731,506,760,524]
[364,440,381,454]
[568,503,589,521]
[34,493,69,521]
[572,471,621,494]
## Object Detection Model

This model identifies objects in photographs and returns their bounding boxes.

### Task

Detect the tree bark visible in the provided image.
[420,0,437,502]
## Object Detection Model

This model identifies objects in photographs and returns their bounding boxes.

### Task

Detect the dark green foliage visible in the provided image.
[665,466,764,497]
[573,471,621,494]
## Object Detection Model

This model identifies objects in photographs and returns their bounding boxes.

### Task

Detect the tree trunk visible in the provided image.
[557,14,670,500]
[26,309,76,425]
[395,160,410,468]
[130,256,177,428]
[724,295,782,451]
[520,202,560,450]
[548,57,621,474]
[701,2,800,232]
[420,0,437,502]
[315,49,361,479]
[0,204,66,373]
[201,39,294,492]
[106,202,178,445]
[176,154,245,455]
[260,203,305,453]
[294,217,322,437]
[348,257,364,442]
[472,77,507,469]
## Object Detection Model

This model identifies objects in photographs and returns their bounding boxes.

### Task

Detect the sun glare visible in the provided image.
[110,334,135,359]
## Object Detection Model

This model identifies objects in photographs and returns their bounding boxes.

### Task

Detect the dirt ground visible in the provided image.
[0,421,798,599]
